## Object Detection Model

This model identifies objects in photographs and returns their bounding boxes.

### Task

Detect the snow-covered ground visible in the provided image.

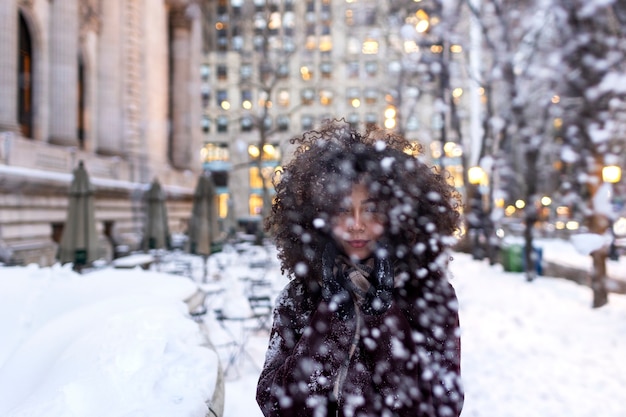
[1,239,625,417]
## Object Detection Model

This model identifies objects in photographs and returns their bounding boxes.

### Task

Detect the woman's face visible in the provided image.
[331,183,385,261]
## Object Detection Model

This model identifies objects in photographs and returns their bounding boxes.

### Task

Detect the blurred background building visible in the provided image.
[1,0,471,265]
[2,0,623,268]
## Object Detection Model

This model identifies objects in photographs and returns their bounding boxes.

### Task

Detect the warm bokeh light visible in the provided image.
[467,166,487,185]
[541,196,552,206]
[602,165,622,183]
[384,118,396,129]
[565,221,579,230]
[515,199,526,209]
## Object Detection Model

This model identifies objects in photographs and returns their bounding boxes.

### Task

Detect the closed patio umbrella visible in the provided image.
[58,161,98,271]
[189,173,219,281]
[142,179,170,251]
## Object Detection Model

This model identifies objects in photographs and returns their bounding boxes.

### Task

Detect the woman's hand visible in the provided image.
[362,245,393,315]
[321,242,354,319]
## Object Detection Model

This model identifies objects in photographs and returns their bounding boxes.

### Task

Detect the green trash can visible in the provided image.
[501,244,524,272]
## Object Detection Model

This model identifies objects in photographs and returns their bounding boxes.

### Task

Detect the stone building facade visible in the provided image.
[0,0,206,265]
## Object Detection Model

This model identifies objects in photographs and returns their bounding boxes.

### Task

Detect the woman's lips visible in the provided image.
[347,240,368,249]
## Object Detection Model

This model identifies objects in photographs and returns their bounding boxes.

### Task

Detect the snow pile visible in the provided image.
[0,265,220,417]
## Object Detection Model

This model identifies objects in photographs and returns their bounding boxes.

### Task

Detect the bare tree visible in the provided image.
[551,0,626,307]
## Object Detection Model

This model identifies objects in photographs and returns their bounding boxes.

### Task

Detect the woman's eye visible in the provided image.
[364,204,378,213]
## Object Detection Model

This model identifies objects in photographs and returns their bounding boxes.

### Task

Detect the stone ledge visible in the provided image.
[543,260,626,295]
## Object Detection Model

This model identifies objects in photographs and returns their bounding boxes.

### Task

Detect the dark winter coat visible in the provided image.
[256,273,464,417]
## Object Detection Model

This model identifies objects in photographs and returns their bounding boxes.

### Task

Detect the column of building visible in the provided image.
[170,6,194,171]
[122,0,144,178]
[96,0,123,156]
[48,0,79,146]
[0,0,20,133]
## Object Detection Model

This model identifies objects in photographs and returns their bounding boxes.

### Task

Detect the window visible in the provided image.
[301,88,315,105]
[302,114,314,130]
[202,115,211,133]
[217,90,229,108]
[277,89,290,107]
[240,63,252,81]
[365,112,378,129]
[277,63,290,78]
[300,65,313,81]
[249,193,263,215]
[347,61,359,78]
[277,115,290,131]
[348,113,359,129]
[320,61,332,79]
[364,88,378,104]
[201,84,210,107]
[201,142,229,164]
[18,13,34,138]
[319,89,333,106]
[241,90,253,109]
[217,65,227,81]
[319,35,332,52]
[200,64,210,81]
[241,115,253,132]
[217,115,229,133]
[347,87,360,108]
[365,61,378,76]
[407,115,419,131]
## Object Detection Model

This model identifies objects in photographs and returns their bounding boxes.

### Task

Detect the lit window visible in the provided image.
[249,193,263,215]
[362,39,378,54]
[217,90,228,107]
[319,89,333,106]
[242,90,253,109]
[277,89,290,107]
[200,142,229,163]
[300,65,313,81]
[319,35,333,52]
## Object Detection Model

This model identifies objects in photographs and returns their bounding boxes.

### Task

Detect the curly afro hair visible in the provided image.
[266,120,461,286]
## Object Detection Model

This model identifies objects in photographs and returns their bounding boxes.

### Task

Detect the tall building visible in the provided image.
[0,0,206,265]
[199,0,468,227]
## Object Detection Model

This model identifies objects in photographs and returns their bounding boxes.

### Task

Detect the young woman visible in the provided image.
[256,121,464,417]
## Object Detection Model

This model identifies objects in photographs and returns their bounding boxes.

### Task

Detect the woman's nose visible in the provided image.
[347,212,365,232]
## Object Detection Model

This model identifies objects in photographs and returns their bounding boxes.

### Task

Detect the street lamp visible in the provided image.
[602,164,622,260]
[467,166,489,260]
